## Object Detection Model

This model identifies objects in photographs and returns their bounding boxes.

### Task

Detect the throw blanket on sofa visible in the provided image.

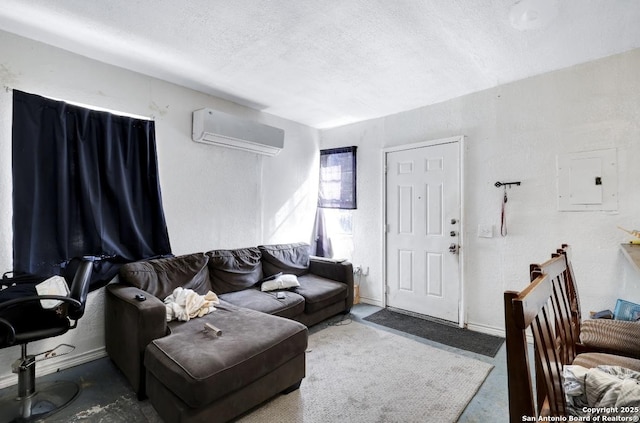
[164,287,220,322]
[564,365,640,418]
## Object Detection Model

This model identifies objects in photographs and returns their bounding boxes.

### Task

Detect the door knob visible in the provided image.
[449,243,459,254]
[450,218,457,224]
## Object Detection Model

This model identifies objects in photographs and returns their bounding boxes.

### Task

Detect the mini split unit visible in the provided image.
[192,108,284,156]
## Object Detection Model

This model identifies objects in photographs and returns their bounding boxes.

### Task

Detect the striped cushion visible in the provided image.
[580,319,640,358]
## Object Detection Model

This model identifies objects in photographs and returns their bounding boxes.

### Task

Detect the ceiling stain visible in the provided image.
[0,63,20,87]
[149,101,169,117]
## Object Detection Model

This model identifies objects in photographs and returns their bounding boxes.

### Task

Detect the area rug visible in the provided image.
[364,308,504,357]
[238,321,493,423]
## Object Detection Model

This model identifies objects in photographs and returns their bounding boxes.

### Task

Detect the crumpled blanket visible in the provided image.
[164,287,220,322]
[564,364,640,418]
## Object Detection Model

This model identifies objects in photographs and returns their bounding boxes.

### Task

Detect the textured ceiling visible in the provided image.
[0,0,639,128]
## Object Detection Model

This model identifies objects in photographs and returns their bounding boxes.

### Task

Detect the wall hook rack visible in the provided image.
[494,181,521,188]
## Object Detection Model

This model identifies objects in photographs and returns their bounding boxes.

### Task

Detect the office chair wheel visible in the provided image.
[0,380,79,423]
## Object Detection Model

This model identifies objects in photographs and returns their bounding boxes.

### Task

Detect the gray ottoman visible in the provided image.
[144,305,308,423]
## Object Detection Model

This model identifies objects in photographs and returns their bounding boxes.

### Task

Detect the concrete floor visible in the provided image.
[0,303,509,422]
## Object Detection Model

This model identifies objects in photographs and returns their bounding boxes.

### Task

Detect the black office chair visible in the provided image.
[0,257,94,422]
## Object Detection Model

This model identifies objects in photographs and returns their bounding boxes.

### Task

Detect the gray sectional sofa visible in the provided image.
[104,242,353,423]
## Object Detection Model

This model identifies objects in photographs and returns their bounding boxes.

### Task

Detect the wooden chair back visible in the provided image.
[505,250,576,421]
[530,248,579,365]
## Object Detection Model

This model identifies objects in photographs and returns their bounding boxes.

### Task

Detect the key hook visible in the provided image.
[494,181,521,188]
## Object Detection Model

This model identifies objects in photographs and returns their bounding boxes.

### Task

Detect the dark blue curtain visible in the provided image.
[310,208,332,258]
[11,90,172,290]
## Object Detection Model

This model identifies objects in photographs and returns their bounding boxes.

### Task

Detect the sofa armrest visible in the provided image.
[105,283,167,398]
[308,258,354,311]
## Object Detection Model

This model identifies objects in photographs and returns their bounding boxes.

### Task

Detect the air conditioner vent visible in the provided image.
[192,108,284,156]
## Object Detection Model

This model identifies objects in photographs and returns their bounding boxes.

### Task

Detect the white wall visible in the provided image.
[321,48,640,335]
[0,30,319,387]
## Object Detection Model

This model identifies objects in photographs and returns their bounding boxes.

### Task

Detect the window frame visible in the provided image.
[318,146,357,210]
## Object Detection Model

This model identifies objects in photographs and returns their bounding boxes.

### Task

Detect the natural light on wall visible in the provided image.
[270,179,313,241]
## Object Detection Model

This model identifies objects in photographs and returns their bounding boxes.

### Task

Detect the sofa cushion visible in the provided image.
[294,274,347,313]
[572,352,640,372]
[259,243,310,277]
[119,253,210,300]
[145,306,308,408]
[580,319,640,359]
[219,288,305,319]
[206,248,262,294]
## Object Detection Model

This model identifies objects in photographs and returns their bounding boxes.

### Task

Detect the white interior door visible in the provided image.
[385,139,461,323]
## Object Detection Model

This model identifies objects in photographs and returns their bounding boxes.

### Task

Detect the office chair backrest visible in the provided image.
[66,257,94,321]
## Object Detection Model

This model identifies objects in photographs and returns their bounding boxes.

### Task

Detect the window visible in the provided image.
[12,90,172,289]
[318,146,357,209]
[313,146,357,259]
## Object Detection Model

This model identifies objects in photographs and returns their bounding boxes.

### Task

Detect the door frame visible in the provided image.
[381,135,466,328]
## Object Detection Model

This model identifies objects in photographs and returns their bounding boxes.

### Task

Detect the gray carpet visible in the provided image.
[364,308,504,357]
[10,317,494,422]
[238,320,493,423]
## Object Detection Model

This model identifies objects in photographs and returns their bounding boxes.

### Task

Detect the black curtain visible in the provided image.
[12,90,172,289]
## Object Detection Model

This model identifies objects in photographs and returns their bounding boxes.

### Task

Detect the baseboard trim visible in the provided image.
[465,322,533,343]
[465,322,505,339]
[357,297,383,307]
[0,347,107,390]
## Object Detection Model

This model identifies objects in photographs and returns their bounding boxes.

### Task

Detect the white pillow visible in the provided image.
[261,274,300,292]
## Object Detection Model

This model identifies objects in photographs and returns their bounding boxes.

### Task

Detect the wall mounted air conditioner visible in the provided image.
[192,108,284,156]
